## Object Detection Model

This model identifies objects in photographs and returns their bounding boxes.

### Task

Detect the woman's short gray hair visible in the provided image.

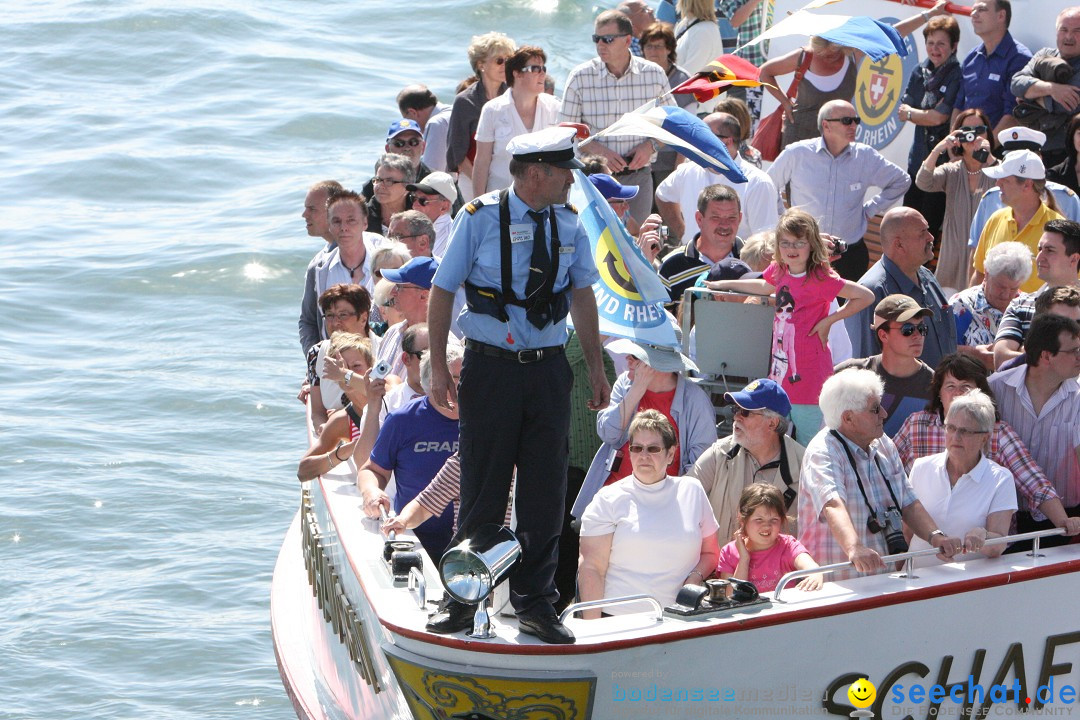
[421,342,463,396]
[983,241,1033,283]
[819,369,884,430]
[946,389,996,433]
[376,153,416,184]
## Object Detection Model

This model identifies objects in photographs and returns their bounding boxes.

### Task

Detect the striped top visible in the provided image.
[414,453,513,531]
[988,365,1080,508]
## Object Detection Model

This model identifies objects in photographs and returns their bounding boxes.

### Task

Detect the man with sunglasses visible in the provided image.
[404,173,457,258]
[768,100,909,280]
[559,9,673,224]
[989,313,1080,545]
[689,379,806,546]
[836,295,935,438]
[374,256,438,384]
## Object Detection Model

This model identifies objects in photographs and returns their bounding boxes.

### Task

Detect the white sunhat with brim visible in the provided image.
[606,338,698,373]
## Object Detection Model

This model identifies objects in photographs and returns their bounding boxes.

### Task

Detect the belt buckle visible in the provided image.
[516,348,542,363]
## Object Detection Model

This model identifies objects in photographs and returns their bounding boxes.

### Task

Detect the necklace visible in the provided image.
[342,257,363,277]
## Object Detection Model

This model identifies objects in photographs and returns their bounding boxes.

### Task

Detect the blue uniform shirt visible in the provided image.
[954,31,1032,127]
[432,185,600,350]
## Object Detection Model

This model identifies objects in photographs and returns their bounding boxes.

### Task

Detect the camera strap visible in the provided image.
[829,430,902,519]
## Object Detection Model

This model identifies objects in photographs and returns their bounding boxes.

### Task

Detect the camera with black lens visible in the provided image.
[867,508,908,555]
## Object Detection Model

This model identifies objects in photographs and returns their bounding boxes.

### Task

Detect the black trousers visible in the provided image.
[555,466,587,613]
[454,348,573,615]
[832,238,870,282]
[1006,506,1080,552]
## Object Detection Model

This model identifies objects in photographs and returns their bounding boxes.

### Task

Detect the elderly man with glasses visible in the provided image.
[689,379,805,546]
[768,99,910,280]
[559,8,674,223]
[406,172,459,257]
[836,295,936,438]
[798,368,963,580]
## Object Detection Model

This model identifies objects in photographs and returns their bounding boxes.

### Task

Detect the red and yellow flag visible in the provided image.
[671,54,773,103]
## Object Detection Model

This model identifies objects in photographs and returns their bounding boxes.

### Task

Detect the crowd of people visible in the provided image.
[292,1,1080,645]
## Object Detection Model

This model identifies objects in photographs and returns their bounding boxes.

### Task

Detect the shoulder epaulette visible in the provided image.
[563,202,578,214]
[464,199,485,215]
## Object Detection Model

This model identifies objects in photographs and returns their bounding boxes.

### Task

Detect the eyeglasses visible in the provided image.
[389,137,422,149]
[959,125,989,135]
[628,443,665,454]
[394,283,425,292]
[778,240,809,250]
[405,349,425,360]
[886,322,929,337]
[373,177,405,185]
[592,33,630,44]
[944,423,988,438]
[1054,345,1080,357]
[323,311,358,321]
[733,408,764,418]
[825,116,861,126]
[862,403,883,415]
[388,232,424,242]
[519,64,547,74]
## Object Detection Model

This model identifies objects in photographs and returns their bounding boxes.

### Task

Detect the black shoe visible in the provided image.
[517,610,576,645]
[425,599,474,634]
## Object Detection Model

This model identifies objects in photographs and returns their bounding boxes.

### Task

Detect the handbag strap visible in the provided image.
[786,49,813,100]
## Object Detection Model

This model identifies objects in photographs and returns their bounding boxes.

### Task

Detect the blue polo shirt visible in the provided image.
[432,186,599,350]
[954,31,1032,126]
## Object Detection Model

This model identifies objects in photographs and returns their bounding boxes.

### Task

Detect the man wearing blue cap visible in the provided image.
[426,125,611,644]
[375,256,439,382]
[690,379,805,544]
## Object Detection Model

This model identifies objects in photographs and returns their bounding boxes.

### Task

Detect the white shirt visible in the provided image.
[675,18,725,113]
[908,453,1017,565]
[421,104,452,172]
[579,474,719,614]
[655,160,781,245]
[432,212,453,259]
[474,88,560,192]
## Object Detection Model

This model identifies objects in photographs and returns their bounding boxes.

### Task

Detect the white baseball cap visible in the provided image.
[982,150,1045,180]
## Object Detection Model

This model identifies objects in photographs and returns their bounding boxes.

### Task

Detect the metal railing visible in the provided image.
[559,594,665,624]
[773,527,1066,602]
[407,566,426,610]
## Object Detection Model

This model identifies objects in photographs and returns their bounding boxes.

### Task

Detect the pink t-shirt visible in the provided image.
[763,262,844,405]
[717,533,808,592]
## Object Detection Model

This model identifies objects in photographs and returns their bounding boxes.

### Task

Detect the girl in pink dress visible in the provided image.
[706,209,874,441]
[717,484,821,593]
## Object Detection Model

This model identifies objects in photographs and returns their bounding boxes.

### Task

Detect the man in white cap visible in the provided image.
[968,127,1080,255]
[426,125,611,644]
[971,149,1064,291]
[406,171,459,257]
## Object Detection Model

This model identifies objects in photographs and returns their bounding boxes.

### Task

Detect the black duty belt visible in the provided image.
[465,339,564,364]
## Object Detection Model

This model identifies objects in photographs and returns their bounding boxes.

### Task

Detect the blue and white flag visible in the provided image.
[747,11,906,61]
[598,106,747,183]
[569,169,678,349]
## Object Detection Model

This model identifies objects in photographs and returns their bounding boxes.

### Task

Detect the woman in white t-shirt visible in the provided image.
[471,45,560,196]
[904,390,1017,566]
[578,410,720,617]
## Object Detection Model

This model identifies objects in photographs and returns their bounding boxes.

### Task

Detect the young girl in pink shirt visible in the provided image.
[706,209,874,441]
[717,483,822,593]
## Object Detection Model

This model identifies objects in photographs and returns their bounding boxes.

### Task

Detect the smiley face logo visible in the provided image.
[847,677,876,709]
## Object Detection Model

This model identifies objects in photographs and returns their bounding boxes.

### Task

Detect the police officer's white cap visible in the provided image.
[507,126,585,169]
[997,126,1046,151]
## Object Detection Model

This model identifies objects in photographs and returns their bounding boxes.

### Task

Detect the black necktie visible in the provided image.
[525,209,551,329]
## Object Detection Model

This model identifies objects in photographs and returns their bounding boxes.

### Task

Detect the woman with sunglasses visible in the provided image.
[571,338,716,522]
[578,410,720,618]
[445,32,516,201]
[893,353,1077,537]
[902,389,1016,567]
[472,45,559,196]
[896,15,963,242]
[915,108,999,290]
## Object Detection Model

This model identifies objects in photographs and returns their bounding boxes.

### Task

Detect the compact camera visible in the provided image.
[370,360,392,380]
[955,129,978,144]
[867,507,908,555]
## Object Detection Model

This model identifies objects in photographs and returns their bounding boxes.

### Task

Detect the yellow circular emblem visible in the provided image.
[594,228,642,301]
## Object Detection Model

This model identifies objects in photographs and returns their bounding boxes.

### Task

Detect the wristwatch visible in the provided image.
[344,369,354,387]
[929,529,946,544]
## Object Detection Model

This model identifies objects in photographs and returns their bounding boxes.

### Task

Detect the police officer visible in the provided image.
[426,126,611,644]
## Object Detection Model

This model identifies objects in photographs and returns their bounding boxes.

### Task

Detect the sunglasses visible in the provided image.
[592,33,629,44]
[733,408,764,418]
[413,196,442,207]
[390,137,422,149]
[628,443,665,455]
[825,116,861,126]
[489,56,507,65]
[519,64,547,74]
[887,322,929,337]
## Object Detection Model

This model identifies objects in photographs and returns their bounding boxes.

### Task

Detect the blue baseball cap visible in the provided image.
[694,257,752,287]
[723,378,791,417]
[382,256,438,289]
[387,118,423,140]
[587,173,639,200]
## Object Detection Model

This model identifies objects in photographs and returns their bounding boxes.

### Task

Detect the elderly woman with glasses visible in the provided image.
[578,410,720,617]
[446,32,516,201]
[472,45,559,196]
[368,154,415,235]
[893,353,1080,537]
[903,390,1017,565]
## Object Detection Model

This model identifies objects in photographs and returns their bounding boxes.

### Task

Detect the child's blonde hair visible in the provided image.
[773,208,832,278]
